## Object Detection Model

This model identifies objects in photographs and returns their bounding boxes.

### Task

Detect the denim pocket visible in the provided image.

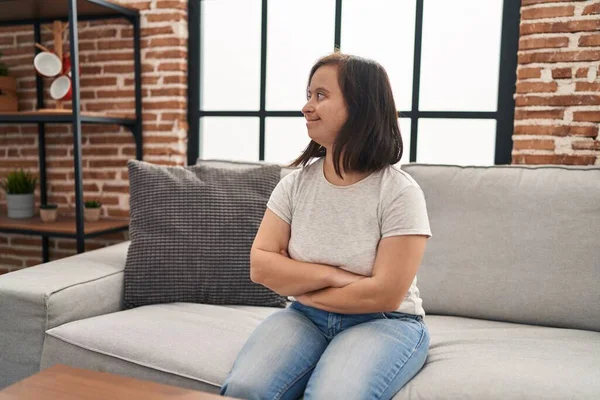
[381,312,423,322]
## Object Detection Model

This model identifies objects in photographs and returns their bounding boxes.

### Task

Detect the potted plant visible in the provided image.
[0,51,18,112]
[39,203,58,222]
[84,200,102,222]
[0,169,37,219]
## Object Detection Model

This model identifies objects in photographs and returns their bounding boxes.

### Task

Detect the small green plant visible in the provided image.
[0,51,9,77]
[40,203,58,210]
[84,200,102,208]
[0,169,37,194]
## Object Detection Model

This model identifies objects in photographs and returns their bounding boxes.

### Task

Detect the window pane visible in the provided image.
[397,118,412,166]
[265,117,311,165]
[266,0,336,111]
[419,0,503,112]
[200,117,259,162]
[201,0,261,111]
[342,0,416,111]
[417,119,496,166]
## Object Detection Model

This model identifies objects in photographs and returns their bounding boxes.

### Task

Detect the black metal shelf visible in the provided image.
[0,0,137,25]
[0,0,143,263]
[0,111,136,126]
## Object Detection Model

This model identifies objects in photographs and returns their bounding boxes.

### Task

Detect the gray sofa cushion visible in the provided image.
[0,241,129,389]
[401,164,600,332]
[41,304,600,398]
[196,158,297,179]
[125,160,286,309]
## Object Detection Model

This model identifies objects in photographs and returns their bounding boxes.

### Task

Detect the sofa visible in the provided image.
[1,161,600,399]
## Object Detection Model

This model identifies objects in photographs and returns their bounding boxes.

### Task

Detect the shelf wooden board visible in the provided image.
[0,110,136,125]
[0,0,138,23]
[0,214,129,237]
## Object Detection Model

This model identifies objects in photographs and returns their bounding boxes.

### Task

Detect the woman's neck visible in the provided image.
[322,152,371,187]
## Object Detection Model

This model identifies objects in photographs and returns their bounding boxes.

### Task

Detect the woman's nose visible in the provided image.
[302,100,314,116]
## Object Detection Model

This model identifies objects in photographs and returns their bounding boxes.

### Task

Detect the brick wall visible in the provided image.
[514,0,600,164]
[0,0,188,272]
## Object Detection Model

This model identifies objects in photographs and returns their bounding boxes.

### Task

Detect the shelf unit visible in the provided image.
[0,0,143,262]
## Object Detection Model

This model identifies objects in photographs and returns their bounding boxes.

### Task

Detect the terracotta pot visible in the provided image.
[0,76,18,112]
[40,208,58,222]
[84,207,101,222]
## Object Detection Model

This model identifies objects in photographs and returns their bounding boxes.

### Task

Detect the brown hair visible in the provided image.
[288,51,403,178]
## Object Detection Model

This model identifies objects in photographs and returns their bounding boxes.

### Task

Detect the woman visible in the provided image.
[220,52,432,400]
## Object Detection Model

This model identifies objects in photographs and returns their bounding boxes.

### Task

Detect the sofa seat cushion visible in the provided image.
[42,306,600,398]
[41,302,282,391]
[397,316,600,399]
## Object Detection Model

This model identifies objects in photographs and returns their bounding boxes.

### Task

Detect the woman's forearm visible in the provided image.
[296,278,395,314]
[251,249,341,296]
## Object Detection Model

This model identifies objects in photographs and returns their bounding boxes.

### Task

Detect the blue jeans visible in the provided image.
[220,301,430,400]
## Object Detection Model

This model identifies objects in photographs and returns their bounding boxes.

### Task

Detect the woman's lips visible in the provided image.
[306,119,320,125]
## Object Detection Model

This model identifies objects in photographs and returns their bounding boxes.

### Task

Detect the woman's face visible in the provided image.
[302,65,348,148]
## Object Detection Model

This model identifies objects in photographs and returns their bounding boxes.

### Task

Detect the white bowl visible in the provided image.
[33,52,62,77]
[50,75,71,100]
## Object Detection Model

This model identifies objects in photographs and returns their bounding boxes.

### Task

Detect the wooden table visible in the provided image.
[0,364,239,399]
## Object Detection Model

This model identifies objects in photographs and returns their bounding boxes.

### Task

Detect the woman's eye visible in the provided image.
[307,92,324,100]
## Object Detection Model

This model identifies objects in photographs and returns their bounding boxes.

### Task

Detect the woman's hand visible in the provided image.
[330,268,367,288]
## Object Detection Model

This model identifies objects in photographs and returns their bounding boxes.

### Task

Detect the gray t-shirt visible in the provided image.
[267,157,432,316]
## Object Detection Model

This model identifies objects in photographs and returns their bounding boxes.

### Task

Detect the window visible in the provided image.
[188,0,519,166]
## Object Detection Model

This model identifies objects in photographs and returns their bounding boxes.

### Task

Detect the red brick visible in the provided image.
[516,82,558,93]
[575,82,600,92]
[11,238,42,247]
[146,13,186,23]
[140,26,175,37]
[78,28,118,40]
[156,1,187,10]
[519,36,569,50]
[514,109,565,120]
[146,50,187,59]
[81,147,120,157]
[515,95,600,107]
[0,258,22,267]
[518,50,600,64]
[513,125,598,137]
[513,139,555,150]
[512,154,596,165]
[521,5,575,20]
[520,20,600,35]
[150,88,187,97]
[96,90,135,99]
[579,34,600,47]
[572,111,600,122]
[85,53,134,63]
[572,140,600,150]
[102,184,130,194]
[157,62,187,72]
[80,77,118,87]
[97,40,133,51]
[144,100,186,110]
[552,68,572,79]
[583,2,600,15]
[88,135,134,145]
[162,75,187,85]
[51,183,100,192]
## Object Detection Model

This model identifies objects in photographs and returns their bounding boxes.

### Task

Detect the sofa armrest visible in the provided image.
[0,241,130,389]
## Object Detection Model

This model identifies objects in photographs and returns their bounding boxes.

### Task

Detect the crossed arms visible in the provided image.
[250,209,428,314]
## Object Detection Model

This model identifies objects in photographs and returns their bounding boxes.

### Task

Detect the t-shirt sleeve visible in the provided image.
[381,184,432,239]
[266,171,296,225]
